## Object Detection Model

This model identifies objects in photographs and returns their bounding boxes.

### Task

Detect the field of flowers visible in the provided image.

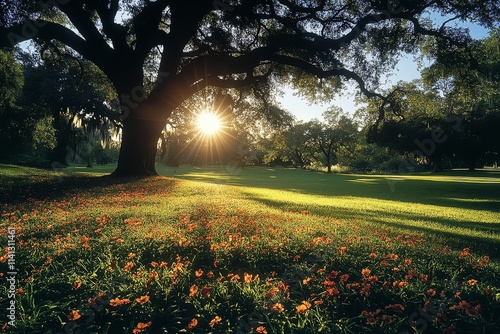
[0,166,499,333]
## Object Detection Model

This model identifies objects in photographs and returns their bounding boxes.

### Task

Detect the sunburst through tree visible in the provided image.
[195,111,222,137]
[191,106,233,166]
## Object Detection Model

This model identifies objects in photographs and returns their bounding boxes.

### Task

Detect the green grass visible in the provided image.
[0,164,499,333]
[165,166,500,254]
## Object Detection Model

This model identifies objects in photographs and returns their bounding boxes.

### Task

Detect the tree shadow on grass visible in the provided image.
[171,168,500,214]
[242,193,500,259]
[0,173,161,205]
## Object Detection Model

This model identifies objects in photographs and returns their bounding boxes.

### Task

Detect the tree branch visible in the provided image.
[132,0,170,61]
[269,54,383,99]
[0,20,106,62]
[93,0,130,53]
[58,2,113,53]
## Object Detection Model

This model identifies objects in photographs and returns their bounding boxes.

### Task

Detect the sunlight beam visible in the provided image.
[196,111,222,136]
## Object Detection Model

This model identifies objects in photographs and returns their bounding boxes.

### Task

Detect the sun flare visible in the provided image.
[196,111,222,136]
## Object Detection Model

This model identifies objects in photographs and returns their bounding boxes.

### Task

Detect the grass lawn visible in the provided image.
[0,164,499,333]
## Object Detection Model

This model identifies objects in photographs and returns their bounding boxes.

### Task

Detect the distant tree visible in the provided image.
[0,49,22,108]
[19,50,120,166]
[338,140,406,173]
[273,122,314,168]
[365,80,452,171]
[2,0,498,176]
[309,107,358,172]
[0,48,30,159]
[421,28,500,170]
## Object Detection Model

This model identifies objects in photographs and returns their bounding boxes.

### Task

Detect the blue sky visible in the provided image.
[278,21,492,122]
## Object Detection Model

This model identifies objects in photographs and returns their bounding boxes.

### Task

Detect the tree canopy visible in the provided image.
[1,0,498,176]
[364,29,500,171]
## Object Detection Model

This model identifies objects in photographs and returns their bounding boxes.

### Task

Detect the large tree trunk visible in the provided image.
[113,117,165,177]
[110,74,193,176]
[112,94,170,179]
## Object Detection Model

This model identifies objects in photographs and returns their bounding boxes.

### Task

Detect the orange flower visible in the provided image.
[427,289,436,297]
[458,248,471,258]
[419,274,429,283]
[109,298,131,306]
[72,280,82,290]
[244,272,253,283]
[148,271,158,281]
[449,300,481,317]
[201,286,213,298]
[478,256,489,267]
[67,310,81,321]
[266,287,279,299]
[360,284,371,296]
[327,270,339,280]
[387,253,399,261]
[256,326,268,334]
[124,262,134,271]
[132,321,152,333]
[302,277,312,285]
[361,268,371,276]
[128,253,137,259]
[340,274,349,282]
[392,281,408,289]
[326,287,340,296]
[385,304,405,314]
[296,301,311,313]
[337,246,347,254]
[317,266,326,273]
[135,295,150,305]
[273,303,284,312]
[468,279,478,286]
[209,316,222,327]
[404,259,412,266]
[88,292,106,305]
[189,284,198,297]
[206,271,214,279]
[369,253,377,259]
[187,318,198,329]
[195,269,204,277]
